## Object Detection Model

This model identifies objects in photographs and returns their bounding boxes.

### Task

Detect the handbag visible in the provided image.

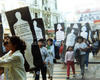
[75,49,81,63]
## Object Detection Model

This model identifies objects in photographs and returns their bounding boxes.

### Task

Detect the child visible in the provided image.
[46,38,55,80]
[34,39,48,80]
[65,46,75,79]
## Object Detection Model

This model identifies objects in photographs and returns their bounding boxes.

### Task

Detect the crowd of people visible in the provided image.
[61,36,100,79]
[0,36,56,80]
[0,35,100,80]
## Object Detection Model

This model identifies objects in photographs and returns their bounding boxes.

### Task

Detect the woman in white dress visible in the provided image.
[0,36,26,80]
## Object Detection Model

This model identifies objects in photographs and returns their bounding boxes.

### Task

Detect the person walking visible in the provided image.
[46,38,55,80]
[84,39,91,70]
[74,36,87,79]
[34,39,48,80]
[0,36,26,80]
[92,38,99,57]
[59,41,64,62]
[65,46,75,79]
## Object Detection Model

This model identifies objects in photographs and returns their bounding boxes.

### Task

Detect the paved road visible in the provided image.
[27,51,100,80]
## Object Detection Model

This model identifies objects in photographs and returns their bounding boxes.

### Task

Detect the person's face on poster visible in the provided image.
[57,24,62,30]
[15,12,22,20]
[81,25,87,32]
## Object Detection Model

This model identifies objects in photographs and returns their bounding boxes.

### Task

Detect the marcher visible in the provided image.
[92,38,99,57]
[59,41,64,62]
[65,46,75,79]
[0,36,26,80]
[0,36,11,80]
[84,39,92,70]
[59,41,66,69]
[34,39,48,80]
[74,36,87,79]
[47,38,55,80]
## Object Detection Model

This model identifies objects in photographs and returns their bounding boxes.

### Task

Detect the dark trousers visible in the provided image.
[80,55,86,76]
[35,65,47,80]
[85,52,89,67]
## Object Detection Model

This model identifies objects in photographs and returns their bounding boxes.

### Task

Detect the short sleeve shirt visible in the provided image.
[74,42,87,55]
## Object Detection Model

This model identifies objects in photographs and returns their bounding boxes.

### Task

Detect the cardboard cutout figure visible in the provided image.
[55,24,65,41]
[32,18,45,41]
[5,7,43,71]
[66,29,76,48]
[14,11,34,69]
[73,23,78,28]
[33,20,43,40]
[80,25,88,39]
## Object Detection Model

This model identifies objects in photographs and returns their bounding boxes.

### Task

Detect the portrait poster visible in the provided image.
[0,14,3,57]
[65,23,81,48]
[65,23,92,48]
[54,23,65,41]
[32,18,45,41]
[80,23,92,41]
[5,7,43,71]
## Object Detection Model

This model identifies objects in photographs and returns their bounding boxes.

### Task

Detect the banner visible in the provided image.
[5,7,43,71]
[54,23,65,41]
[32,18,45,41]
[0,14,3,57]
[65,23,92,48]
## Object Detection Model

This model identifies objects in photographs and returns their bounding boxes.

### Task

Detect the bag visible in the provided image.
[75,49,81,63]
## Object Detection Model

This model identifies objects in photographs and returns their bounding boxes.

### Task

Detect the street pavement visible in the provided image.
[27,51,100,80]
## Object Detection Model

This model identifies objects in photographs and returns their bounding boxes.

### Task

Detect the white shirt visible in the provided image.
[46,45,55,64]
[40,47,48,63]
[64,51,74,63]
[74,42,87,55]
[0,50,26,80]
[80,32,88,39]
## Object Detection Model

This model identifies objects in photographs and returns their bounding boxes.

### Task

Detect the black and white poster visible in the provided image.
[65,23,81,48]
[5,7,43,71]
[54,23,65,41]
[32,18,45,41]
[65,23,92,48]
[0,14,3,57]
[80,23,91,40]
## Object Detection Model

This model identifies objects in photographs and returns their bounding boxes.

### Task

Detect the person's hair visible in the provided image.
[4,41,9,46]
[10,36,26,54]
[4,36,10,40]
[47,38,53,45]
[3,36,11,42]
[3,36,11,46]
[66,46,73,51]
[76,36,84,42]
[38,39,45,46]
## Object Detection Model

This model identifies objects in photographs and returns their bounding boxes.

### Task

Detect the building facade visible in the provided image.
[26,0,59,29]
[0,0,60,38]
